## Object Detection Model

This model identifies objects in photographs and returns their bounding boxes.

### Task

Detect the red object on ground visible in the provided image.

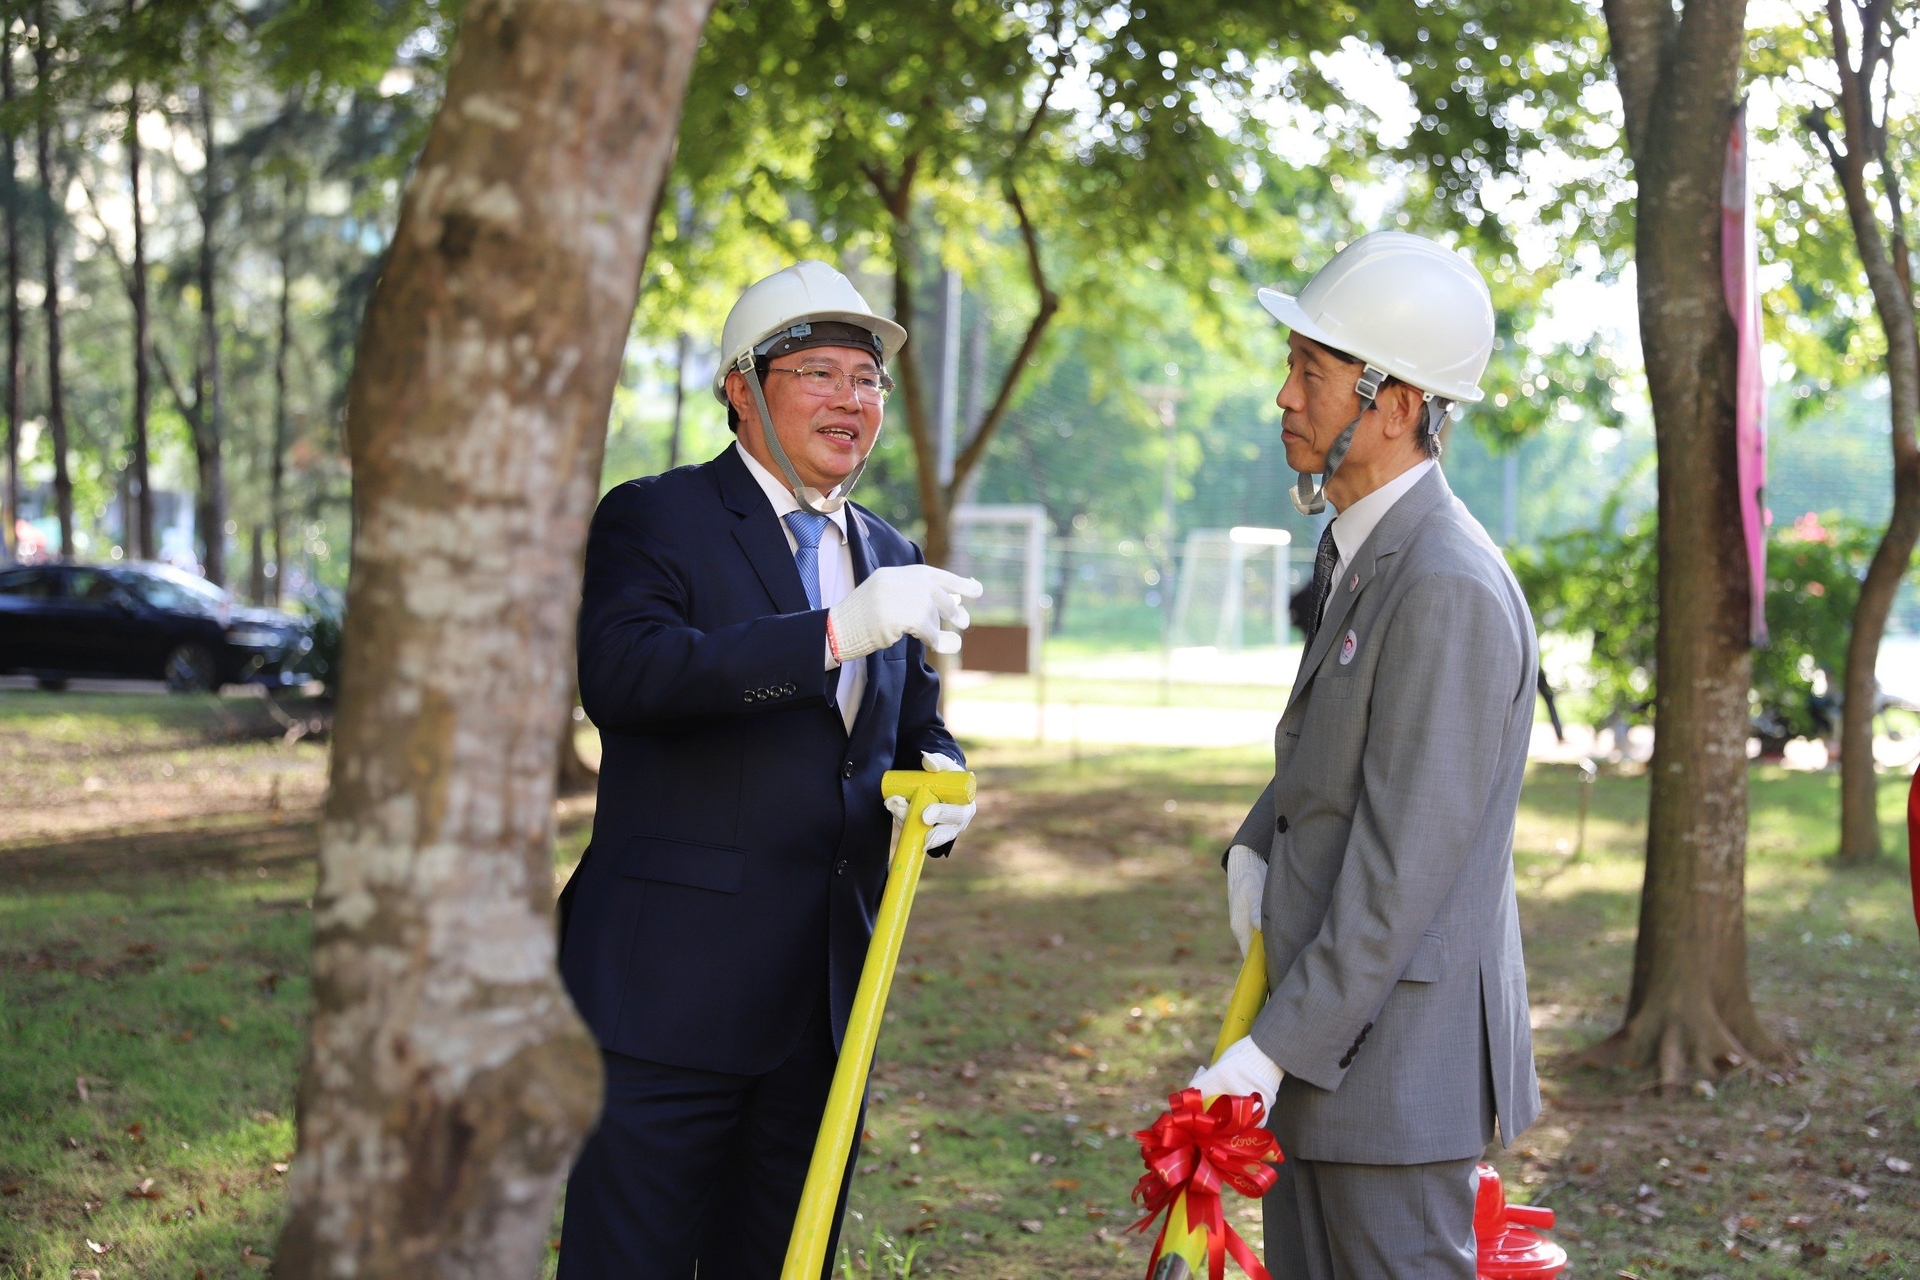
[1473,1164,1568,1280]
[1908,768,1919,942]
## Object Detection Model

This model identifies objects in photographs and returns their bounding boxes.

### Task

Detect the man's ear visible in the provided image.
[724,370,752,424]
[1376,382,1426,439]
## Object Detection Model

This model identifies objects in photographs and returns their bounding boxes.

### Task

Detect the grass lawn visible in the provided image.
[2,689,1916,1278]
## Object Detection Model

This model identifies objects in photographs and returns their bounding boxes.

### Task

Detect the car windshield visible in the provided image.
[128,567,226,617]
[67,570,124,603]
[0,568,51,598]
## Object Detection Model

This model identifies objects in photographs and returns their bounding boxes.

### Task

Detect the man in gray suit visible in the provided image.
[1188,232,1542,1279]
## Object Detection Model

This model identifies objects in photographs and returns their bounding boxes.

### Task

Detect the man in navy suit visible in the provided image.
[556,261,981,1279]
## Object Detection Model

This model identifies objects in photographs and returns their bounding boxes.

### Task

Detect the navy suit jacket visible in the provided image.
[559,446,961,1076]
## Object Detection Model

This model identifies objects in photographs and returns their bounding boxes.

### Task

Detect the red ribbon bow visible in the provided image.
[1129,1087,1283,1280]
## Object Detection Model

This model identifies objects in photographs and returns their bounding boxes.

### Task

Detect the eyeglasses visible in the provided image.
[767,364,895,404]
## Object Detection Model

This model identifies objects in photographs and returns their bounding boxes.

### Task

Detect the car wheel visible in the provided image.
[35,676,68,692]
[164,644,218,693]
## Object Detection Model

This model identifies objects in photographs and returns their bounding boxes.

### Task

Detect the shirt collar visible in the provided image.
[734,441,849,538]
[1329,459,1435,569]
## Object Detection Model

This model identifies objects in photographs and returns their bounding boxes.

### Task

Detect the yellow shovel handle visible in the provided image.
[780,768,977,1280]
[1160,930,1271,1274]
[1212,929,1267,1063]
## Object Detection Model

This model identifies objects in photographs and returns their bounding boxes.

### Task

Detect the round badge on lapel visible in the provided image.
[1348,573,1359,592]
[1339,630,1357,665]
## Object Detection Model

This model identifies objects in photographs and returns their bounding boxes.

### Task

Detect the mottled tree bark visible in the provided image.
[271,169,296,605]
[1807,0,1920,867]
[1593,0,1781,1089]
[2,30,19,563]
[127,76,154,562]
[33,15,70,560]
[272,0,714,1276]
[193,79,227,586]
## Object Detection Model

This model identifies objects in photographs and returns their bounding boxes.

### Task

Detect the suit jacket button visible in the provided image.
[843,760,856,778]
[1275,815,1289,833]
[836,860,849,875]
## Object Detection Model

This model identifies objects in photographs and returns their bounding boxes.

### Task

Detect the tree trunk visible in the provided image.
[272,1,713,1275]
[194,80,226,586]
[667,329,687,469]
[2,30,18,563]
[1591,0,1781,1089]
[127,76,154,562]
[1809,0,1920,867]
[33,20,70,561]
[272,170,296,605]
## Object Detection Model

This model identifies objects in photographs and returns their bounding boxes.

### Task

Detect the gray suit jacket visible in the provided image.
[1232,466,1541,1165]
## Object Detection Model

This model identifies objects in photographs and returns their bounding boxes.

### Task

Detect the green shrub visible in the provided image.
[1509,511,1874,738]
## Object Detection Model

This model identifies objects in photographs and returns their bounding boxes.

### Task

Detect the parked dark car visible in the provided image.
[0,561,313,692]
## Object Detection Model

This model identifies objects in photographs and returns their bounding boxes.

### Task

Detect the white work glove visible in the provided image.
[884,752,975,854]
[1189,1036,1283,1116]
[1225,844,1266,959]
[828,566,983,661]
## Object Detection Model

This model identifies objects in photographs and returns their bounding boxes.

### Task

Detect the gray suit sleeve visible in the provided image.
[1224,778,1278,869]
[1250,572,1525,1090]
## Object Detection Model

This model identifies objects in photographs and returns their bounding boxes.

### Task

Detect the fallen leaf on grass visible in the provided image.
[1800,1241,1827,1259]
[125,1122,145,1144]
[125,943,156,956]
[1066,1043,1094,1059]
[217,1016,236,1031]
[75,1076,89,1103]
[241,1245,272,1269]
[1887,1156,1913,1174]
[126,1178,162,1200]
[1784,1214,1814,1232]
[272,1162,290,1174]
[172,1031,195,1044]
[1049,1178,1081,1190]
[1863,1252,1892,1267]
[1018,1219,1044,1234]
[257,972,282,993]
[184,961,210,974]
[73,1271,101,1280]
[86,1239,113,1255]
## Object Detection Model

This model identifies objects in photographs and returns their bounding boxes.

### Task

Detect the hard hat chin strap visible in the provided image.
[736,353,873,517]
[1290,365,1387,516]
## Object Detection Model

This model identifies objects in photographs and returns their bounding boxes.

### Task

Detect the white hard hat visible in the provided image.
[1257,231,1493,404]
[712,260,908,403]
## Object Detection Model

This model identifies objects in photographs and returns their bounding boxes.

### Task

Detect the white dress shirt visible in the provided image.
[735,443,865,732]
[1320,459,1435,628]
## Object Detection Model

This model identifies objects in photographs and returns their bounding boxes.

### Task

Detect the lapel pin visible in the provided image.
[1348,573,1359,592]
[1339,630,1358,665]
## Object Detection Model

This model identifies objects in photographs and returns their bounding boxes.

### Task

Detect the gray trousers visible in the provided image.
[1260,1154,1478,1280]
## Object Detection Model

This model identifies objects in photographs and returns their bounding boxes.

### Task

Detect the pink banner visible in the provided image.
[1722,101,1769,646]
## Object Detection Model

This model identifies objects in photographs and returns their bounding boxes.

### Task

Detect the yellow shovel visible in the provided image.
[780,766,978,1280]
[1145,931,1271,1280]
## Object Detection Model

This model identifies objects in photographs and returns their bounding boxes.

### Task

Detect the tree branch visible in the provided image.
[947,173,1057,497]
[944,32,1070,501]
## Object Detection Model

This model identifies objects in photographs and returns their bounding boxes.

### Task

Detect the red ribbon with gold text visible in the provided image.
[1129,1088,1282,1280]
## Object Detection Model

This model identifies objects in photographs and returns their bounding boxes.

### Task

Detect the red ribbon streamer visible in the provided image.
[1130,1088,1283,1280]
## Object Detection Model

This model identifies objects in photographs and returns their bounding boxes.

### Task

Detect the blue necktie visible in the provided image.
[785,511,828,610]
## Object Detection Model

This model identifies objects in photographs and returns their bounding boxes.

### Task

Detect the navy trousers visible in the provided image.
[556,993,863,1280]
